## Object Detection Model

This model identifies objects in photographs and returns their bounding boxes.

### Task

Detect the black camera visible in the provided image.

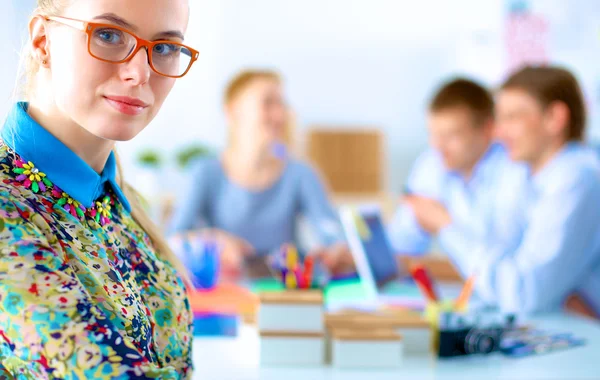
[437,312,517,358]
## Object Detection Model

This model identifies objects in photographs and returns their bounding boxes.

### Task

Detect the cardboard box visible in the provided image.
[259,290,324,333]
[260,331,325,366]
[325,309,431,355]
[331,328,403,369]
[306,128,384,194]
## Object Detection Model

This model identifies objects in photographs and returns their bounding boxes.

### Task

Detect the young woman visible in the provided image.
[169,70,353,276]
[0,0,198,378]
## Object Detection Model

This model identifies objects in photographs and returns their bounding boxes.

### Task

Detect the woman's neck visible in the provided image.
[222,141,284,190]
[530,140,566,175]
[28,101,114,174]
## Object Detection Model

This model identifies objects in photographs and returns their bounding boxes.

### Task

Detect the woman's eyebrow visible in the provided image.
[154,30,185,41]
[93,12,185,40]
[93,13,136,31]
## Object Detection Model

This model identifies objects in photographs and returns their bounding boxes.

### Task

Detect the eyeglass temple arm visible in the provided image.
[44,16,87,31]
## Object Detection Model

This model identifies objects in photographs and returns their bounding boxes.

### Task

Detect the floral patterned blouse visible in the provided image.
[0,103,193,379]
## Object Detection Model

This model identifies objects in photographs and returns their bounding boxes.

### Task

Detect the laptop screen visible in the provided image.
[353,210,400,287]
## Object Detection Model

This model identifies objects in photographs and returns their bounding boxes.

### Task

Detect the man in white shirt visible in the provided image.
[388,78,510,257]
[404,66,600,316]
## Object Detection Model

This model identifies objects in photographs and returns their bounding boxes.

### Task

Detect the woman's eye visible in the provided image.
[153,43,181,56]
[94,29,124,44]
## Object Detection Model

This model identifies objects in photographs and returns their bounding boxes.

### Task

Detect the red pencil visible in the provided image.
[410,265,438,302]
[304,256,314,289]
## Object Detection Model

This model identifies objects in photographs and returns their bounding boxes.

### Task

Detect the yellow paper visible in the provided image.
[352,210,371,240]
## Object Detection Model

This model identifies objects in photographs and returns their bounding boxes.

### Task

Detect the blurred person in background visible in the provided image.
[387,78,509,260]
[409,66,600,317]
[169,69,353,278]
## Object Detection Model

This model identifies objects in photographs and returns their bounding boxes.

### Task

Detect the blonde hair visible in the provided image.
[224,69,294,149]
[21,0,67,100]
[20,0,191,286]
[224,69,281,106]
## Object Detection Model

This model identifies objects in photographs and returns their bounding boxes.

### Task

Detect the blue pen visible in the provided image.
[185,235,203,288]
[196,240,219,289]
[183,237,219,290]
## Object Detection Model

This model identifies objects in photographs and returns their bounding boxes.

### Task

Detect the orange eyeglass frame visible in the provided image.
[43,15,200,78]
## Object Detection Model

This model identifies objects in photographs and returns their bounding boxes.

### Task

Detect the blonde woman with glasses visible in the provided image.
[0,0,198,378]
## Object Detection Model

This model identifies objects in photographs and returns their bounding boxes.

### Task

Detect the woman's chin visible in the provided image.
[89,124,143,142]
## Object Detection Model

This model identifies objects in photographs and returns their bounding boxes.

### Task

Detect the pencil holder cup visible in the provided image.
[425,299,468,354]
[169,235,220,290]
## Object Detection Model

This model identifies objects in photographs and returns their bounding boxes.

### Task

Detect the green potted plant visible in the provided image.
[175,143,213,170]
[136,149,163,169]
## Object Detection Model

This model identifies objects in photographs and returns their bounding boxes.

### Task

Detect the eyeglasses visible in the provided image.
[43,15,199,78]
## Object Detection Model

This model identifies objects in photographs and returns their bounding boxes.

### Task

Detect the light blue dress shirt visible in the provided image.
[440,142,600,315]
[168,157,344,255]
[387,143,510,256]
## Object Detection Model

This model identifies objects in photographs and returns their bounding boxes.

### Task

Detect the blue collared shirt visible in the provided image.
[1,102,130,211]
[441,142,600,315]
[387,143,510,256]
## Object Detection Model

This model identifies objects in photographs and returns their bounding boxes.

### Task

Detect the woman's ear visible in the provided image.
[546,101,570,139]
[224,102,238,126]
[29,15,51,68]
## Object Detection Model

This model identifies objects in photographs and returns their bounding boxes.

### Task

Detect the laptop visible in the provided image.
[339,205,430,308]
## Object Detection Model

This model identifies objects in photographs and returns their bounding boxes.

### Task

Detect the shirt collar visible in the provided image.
[1,102,131,212]
[472,143,504,180]
[448,142,504,186]
[530,142,575,193]
[530,141,600,196]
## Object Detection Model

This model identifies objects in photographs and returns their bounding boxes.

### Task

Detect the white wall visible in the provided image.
[0,1,23,121]
[126,0,506,194]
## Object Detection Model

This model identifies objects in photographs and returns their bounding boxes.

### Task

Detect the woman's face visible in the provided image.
[39,0,189,141]
[228,78,288,148]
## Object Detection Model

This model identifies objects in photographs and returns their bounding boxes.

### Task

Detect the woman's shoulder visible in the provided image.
[187,156,223,179]
[281,159,331,192]
[0,180,53,251]
[0,146,59,241]
[285,159,321,179]
[0,147,36,208]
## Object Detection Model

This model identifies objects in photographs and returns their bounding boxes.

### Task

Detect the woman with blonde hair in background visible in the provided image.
[0,0,199,378]
[169,69,353,277]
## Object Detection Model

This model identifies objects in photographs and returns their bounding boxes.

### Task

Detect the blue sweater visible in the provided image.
[168,158,344,255]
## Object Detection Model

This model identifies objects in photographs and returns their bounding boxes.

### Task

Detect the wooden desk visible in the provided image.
[397,255,463,283]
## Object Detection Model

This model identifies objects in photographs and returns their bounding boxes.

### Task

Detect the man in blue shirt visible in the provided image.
[404,66,600,316]
[388,78,510,257]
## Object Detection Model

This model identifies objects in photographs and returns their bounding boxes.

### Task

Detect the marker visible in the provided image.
[295,268,305,289]
[271,247,284,271]
[455,275,476,310]
[286,245,298,271]
[196,240,219,289]
[285,270,297,289]
[410,265,438,302]
[304,256,314,289]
